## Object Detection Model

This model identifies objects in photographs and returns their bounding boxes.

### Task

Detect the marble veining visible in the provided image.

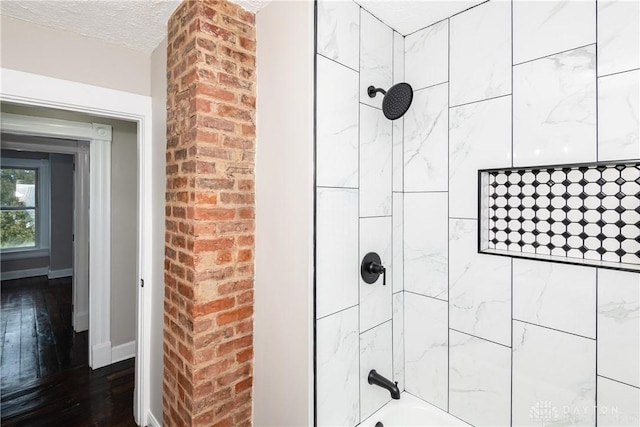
[316,188,359,319]
[597,377,640,426]
[449,331,511,427]
[316,54,360,188]
[512,321,596,426]
[450,0,511,106]
[449,96,512,219]
[392,292,405,391]
[393,31,405,86]
[360,8,393,109]
[404,20,448,90]
[513,0,595,65]
[597,0,640,76]
[360,104,392,217]
[404,84,449,192]
[513,45,597,167]
[598,70,640,162]
[513,259,596,339]
[392,193,404,294]
[360,321,393,421]
[449,219,511,346]
[597,269,640,388]
[404,193,448,300]
[317,307,360,427]
[404,293,448,411]
[392,118,404,192]
[317,0,360,71]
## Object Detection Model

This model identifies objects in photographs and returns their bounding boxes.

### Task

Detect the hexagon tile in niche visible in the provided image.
[478,162,640,272]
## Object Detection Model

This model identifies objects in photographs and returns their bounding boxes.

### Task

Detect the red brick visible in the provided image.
[193,207,236,221]
[165,1,255,425]
[193,297,235,317]
[193,237,235,252]
[216,306,253,326]
[237,250,252,263]
[235,377,252,394]
[196,83,236,103]
[236,347,253,363]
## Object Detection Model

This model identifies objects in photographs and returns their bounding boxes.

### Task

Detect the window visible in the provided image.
[0,157,49,256]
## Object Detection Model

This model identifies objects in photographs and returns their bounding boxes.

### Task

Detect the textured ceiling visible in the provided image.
[0,0,271,54]
[1,0,483,54]
[354,0,485,35]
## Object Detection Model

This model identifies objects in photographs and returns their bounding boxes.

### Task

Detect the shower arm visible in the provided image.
[367,86,387,98]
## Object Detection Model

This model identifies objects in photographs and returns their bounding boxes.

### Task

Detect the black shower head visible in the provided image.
[367,82,413,120]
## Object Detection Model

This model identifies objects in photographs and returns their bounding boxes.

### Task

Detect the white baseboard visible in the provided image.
[92,341,112,369]
[74,310,89,332]
[112,340,136,363]
[48,268,73,279]
[147,411,162,427]
[1,267,49,281]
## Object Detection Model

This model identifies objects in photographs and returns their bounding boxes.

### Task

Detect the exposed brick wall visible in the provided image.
[164,1,256,425]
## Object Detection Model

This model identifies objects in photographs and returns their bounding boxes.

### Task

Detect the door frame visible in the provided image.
[0,128,92,334]
[0,68,154,426]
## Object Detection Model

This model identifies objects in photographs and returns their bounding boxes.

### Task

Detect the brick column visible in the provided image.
[164,1,256,425]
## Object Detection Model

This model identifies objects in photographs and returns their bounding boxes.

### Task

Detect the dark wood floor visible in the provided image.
[1,276,87,389]
[1,276,136,426]
[1,358,137,426]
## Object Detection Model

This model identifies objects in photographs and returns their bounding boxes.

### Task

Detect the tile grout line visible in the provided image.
[595,5,599,422]
[413,80,449,93]
[510,1,515,424]
[513,42,597,67]
[360,318,393,336]
[316,304,359,322]
[402,0,490,38]
[446,15,451,415]
[595,0,600,167]
[449,93,512,110]
[598,67,640,79]
[449,327,512,349]
[512,318,597,341]
[312,5,318,422]
[316,52,359,74]
[595,267,599,426]
[597,374,640,391]
[391,28,395,392]
[404,289,449,303]
[357,5,362,422]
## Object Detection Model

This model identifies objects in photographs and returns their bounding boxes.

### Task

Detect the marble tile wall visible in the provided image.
[401,0,639,426]
[317,0,639,426]
[315,1,404,425]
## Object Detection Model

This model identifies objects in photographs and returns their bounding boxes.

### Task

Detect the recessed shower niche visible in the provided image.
[479,161,640,272]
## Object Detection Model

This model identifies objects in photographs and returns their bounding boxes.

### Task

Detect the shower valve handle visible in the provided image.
[361,252,386,286]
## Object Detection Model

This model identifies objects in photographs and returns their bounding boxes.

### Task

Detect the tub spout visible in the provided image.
[368,369,400,399]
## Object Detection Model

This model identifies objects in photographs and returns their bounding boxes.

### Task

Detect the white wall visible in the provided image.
[0,15,151,96]
[109,119,138,347]
[149,36,167,426]
[49,153,74,274]
[254,1,314,425]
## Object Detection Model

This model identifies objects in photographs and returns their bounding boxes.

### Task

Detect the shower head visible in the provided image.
[367,82,414,120]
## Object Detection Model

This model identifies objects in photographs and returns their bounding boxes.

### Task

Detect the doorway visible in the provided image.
[1,104,140,367]
[0,68,156,426]
[1,144,83,389]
